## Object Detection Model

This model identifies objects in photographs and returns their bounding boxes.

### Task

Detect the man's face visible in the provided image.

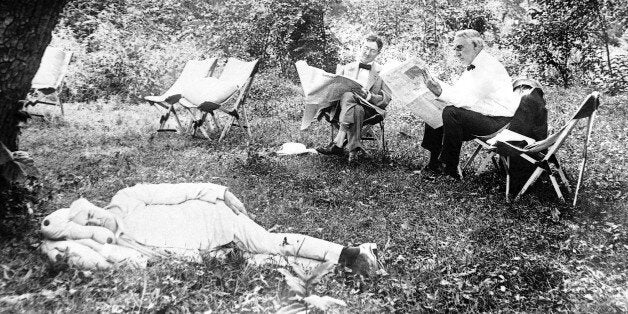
[452,36,480,66]
[359,40,380,64]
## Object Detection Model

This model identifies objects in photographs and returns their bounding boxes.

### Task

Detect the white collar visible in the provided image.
[470,50,490,68]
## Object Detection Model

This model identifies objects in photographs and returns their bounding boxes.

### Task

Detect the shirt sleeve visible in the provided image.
[109,183,229,209]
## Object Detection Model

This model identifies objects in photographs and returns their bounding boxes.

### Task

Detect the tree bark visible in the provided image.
[0,0,68,151]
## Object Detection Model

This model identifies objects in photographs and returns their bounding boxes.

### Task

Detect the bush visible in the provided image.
[587,54,628,95]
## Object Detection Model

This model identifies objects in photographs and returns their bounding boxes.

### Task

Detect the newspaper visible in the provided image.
[296,60,384,130]
[381,59,447,128]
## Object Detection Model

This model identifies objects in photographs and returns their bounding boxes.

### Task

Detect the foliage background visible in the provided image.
[51,0,628,102]
[1,0,627,313]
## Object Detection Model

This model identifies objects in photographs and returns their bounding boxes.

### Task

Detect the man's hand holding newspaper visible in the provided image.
[380,59,447,128]
[296,60,385,130]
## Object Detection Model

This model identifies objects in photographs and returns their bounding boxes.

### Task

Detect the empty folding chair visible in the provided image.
[492,92,600,205]
[144,58,217,133]
[178,58,259,142]
[26,46,73,116]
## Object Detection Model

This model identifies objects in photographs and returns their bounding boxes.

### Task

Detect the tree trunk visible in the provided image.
[0,0,68,151]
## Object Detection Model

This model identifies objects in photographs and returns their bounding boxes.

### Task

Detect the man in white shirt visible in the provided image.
[420,29,518,179]
[316,35,391,162]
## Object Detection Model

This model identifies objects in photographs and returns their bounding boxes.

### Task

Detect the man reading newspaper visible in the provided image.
[381,29,518,180]
[297,35,391,162]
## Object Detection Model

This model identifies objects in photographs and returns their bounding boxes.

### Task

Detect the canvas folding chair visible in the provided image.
[462,78,547,175]
[178,58,259,142]
[492,92,600,205]
[25,46,73,116]
[144,58,218,133]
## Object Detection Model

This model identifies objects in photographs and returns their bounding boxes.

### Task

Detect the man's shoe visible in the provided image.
[421,161,443,174]
[347,148,365,162]
[444,164,463,181]
[316,143,344,156]
[351,243,385,277]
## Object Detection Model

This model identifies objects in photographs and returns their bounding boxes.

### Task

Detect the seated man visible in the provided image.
[420,29,519,179]
[40,183,383,277]
[316,34,391,161]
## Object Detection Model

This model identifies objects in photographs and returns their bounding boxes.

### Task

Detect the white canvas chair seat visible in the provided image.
[178,77,239,108]
[26,46,72,116]
[178,58,259,142]
[144,58,217,132]
[493,92,600,205]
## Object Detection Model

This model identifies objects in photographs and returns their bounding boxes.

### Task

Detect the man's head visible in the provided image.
[359,34,383,64]
[452,29,484,66]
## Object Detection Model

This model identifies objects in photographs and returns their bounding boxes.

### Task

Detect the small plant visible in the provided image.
[276,262,347,313]
[0,141,40,220]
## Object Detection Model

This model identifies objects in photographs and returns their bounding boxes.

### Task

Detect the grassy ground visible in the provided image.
[1,74,627,313]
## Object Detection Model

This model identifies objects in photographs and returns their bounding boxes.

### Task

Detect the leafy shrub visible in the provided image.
[587,53,628,95]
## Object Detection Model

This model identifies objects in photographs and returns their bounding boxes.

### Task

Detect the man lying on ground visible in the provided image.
[40,183,383,276]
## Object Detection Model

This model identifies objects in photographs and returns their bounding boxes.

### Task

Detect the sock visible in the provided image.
[338,246,360,266]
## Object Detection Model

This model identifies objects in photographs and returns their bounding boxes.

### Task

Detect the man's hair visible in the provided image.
[365,34,383,51]
[454,29,484,50]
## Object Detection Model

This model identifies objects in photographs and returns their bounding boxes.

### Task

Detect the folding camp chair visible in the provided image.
[462,78,547,175]
[25,46,73,116]
[144,58,218,133]
[178,58,259,142]
[492,92,600,205]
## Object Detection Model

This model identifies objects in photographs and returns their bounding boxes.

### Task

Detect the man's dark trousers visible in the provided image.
[422,106,511,168]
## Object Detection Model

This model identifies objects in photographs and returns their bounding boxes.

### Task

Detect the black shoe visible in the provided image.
[422,161,443,173]
[444,164,462,181]
[316,143,344,156]
[348,148,365,162]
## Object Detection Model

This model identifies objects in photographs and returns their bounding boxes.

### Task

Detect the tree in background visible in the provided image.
[507,0,627,88]
[0,0,68,151]
[210,0,340,76]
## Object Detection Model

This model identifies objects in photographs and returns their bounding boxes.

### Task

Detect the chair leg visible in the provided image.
[170,105,185,132]
[549,174,566,203]
[381,122,387,155]
[550,155,572,193]
[192,113,210,138]
[463,144,483,172]
[218,116,236,142]
[504,156,510,202]
[514,167,544,202]
[210,112,221,131]
[241,102,252,141]
[573,113,595,206]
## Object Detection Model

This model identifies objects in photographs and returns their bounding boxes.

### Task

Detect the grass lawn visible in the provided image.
[1,74,627,313]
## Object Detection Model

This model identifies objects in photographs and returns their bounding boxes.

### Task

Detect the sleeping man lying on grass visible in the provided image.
[40,183,384,277]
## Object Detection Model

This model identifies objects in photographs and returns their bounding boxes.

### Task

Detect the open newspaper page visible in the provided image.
[381,59,447,128]
[296,60,364,130]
